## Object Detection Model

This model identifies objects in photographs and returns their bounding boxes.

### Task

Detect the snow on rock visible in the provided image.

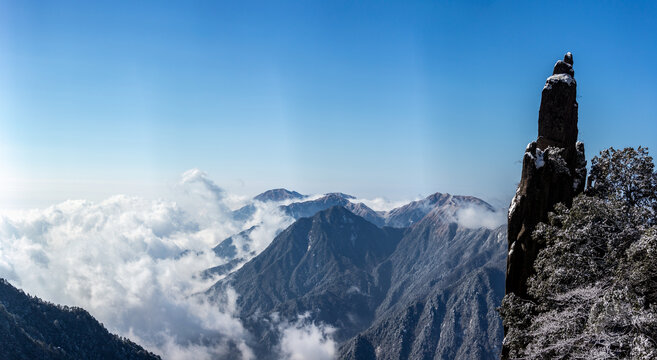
[543,73,576,90]
[534,148,545,169]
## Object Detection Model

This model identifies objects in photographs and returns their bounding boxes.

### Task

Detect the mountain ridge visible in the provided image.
[0,279,159,360]
[216,191,499,269]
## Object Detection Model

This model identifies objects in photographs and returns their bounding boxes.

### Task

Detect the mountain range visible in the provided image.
[216,190,498,263]
[206,189,506,359]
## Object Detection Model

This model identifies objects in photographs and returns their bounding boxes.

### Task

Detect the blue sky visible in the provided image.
[1,0,656,209]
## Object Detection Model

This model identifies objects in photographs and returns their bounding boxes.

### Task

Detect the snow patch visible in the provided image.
[508,187,522,219]
[534,148,545,169]
[543,73,575,90]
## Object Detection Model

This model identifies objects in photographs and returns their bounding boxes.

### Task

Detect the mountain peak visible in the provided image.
[324,192,355,200]
[254,188,305,202]
[312,205,359,224]
[424,192,452,204]
[383,192,494,228]
[210,205,404,338]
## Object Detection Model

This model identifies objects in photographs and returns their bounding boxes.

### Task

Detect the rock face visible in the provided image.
[506,52,587,298]
[537,52,578,154]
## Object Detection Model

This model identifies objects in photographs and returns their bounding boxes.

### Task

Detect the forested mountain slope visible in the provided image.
[0,279,159,360]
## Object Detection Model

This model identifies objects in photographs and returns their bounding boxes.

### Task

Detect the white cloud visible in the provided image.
[242,202,294,255]
[279,313,337,360]
[0,169,293,360]
[455,205,506,229]
[350,196,421,212]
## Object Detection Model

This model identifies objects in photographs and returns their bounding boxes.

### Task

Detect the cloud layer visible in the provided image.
[279,313,337,360]
[0,169,292,359]
[455,205,506,229]
[351,196,422,212]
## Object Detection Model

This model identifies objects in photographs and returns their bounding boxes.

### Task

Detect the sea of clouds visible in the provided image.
[0,169,325,359]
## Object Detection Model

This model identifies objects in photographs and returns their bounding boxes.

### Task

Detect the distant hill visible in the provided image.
[0,279,159,360]
[281,193,385,226]
[383,192,494,228]
[253,188,305,202]
[219,192,497,268]
[282,191,495,229]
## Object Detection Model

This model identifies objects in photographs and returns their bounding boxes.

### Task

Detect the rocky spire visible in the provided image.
[537,52,578,152]
[505,52,587,298]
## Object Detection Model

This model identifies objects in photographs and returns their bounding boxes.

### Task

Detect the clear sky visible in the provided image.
[1,0,656,209]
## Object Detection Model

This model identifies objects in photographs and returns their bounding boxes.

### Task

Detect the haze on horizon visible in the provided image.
[1,1,656,210]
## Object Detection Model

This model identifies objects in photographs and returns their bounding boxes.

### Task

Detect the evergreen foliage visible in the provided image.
[500,147,657,359]
[0,279,159,360]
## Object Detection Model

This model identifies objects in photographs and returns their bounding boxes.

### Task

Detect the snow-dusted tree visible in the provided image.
[500,147,657,359]
[587,146,656,224]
